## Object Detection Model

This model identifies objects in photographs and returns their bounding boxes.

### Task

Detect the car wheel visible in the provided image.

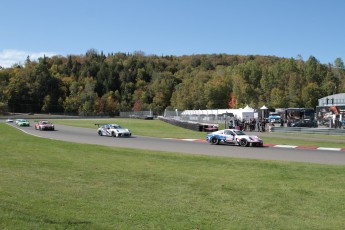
[211,137,219,145]
[112,132,116,137]
[98,130,102,136]
[39,127,42,131]
[240,139,248,147]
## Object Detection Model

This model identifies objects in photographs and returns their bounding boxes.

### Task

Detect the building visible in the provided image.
[316,93,345,128]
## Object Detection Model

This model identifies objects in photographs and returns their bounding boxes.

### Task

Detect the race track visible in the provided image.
[8,123,345,165]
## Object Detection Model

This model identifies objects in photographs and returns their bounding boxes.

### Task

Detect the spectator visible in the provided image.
[228,120,234,129]
[257,119,262,132]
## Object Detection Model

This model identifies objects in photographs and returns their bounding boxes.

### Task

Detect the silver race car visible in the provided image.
[97,124,132,137]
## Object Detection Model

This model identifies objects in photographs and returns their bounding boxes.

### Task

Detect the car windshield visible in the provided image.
[111,125,122,129]
[41,121,49,124]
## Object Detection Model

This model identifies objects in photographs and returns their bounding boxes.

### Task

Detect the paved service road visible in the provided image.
[8,123,345,165]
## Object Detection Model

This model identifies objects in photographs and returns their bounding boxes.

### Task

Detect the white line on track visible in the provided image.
[317,147,342,151]
[273,145,298,148]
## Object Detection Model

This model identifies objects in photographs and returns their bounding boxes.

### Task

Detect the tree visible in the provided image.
[2,51,341,116]
[301,82,322,108]
[0,102,8,114]
[204,73,232,109]
[79,77,97,114]
[334,58,344,69]
[171,72,208,110]
[149,71,177,113]
[231,73,249,108]
[6,69,31,112]
[333,58,345,93]
[280,58,304,107]
[228,92,236,109]
[270,88,286,108]
[259,70,273,105]
[97,91,120,116]
[63,96,80,114]
[305,56,323,85]
[42,95,51,112]
[286,72,303,107]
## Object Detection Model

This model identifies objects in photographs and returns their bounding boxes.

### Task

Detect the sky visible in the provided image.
[1,0,344,67]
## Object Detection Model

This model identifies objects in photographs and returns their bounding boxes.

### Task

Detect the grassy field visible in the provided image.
[1,123,345,229]
[50,118,345,148]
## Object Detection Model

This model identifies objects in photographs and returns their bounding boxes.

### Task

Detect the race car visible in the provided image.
[35,120,55,131]
[97,124,132,137]
[6,118,14,123]
[206,129,263,147]
[16,119,30,126]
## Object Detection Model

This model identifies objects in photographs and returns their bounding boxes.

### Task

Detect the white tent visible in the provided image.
[240,105,255,120]
[260,105,269,119]
[181,105,255,120]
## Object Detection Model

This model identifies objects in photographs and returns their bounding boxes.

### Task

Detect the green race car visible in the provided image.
[16,119,30,126]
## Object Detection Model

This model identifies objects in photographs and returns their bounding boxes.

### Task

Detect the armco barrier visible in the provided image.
[159,117,200,131]
[159,117,218,132]
[270,127,345,136]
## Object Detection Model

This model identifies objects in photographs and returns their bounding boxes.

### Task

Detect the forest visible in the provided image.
[0,49,344,116]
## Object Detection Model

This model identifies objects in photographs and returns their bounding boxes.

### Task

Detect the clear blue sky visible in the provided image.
[1,0,344,67]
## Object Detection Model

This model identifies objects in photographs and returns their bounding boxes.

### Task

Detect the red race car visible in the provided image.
[35,120,55,131]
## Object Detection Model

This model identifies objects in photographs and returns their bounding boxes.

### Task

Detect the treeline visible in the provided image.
[0,49,344,115]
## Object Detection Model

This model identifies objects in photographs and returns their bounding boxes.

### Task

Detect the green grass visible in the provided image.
[1,123,345,229]
[50,118,345,148]
[52,118,207,139]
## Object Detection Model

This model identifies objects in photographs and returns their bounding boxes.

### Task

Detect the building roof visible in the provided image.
[318,93,345,106]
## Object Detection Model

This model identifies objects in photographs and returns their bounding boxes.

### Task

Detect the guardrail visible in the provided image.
[159,117,219,132]
[270,127,345,136]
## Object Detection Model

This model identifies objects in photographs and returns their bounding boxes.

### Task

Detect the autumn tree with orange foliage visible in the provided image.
[228,92,236,109]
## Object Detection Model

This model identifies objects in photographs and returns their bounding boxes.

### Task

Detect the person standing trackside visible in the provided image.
[228,120,234,129]
[257,118,262,132]
[252,118,256,131]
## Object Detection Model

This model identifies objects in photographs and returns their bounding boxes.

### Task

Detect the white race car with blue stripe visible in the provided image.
[97,124,132,137]
[206,129,263,147]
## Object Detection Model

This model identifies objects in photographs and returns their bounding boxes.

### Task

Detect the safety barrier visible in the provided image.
[159,117,218,132]
[270,127,345,136]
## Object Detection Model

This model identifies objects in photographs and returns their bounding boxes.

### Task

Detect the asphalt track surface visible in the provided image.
[7,123,345,165]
